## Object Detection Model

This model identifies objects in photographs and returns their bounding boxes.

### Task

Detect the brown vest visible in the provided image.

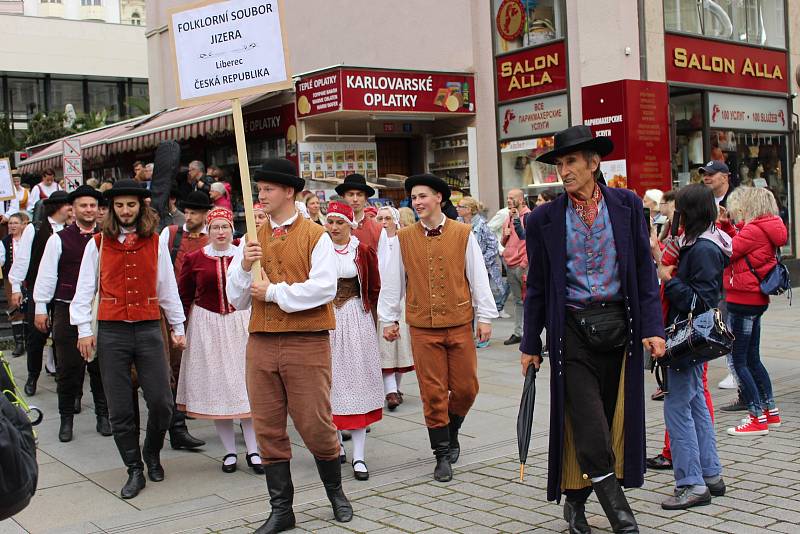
[398,220,474,328]
[248,216,335,333]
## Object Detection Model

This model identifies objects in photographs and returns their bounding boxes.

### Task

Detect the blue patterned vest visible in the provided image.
[565,199,622,308]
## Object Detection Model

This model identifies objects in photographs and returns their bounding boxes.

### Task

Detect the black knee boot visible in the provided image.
[448,413,465,464]
[314,457,353,522]
[142,423,166,482]
[168,392,205,449]
[563,487,593,534]
[89,362,111,436]
[255,462,295,534]
[427,426,452,482]
[11,323,26,356]
[114,432,145,499]
[592,476,638,533]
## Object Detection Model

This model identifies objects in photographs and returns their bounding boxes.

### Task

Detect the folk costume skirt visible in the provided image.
[378,310,414,374]
[330,297,384,430]
[177,305,252,419]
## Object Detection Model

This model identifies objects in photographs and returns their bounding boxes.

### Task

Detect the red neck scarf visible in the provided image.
[568,185,602,228]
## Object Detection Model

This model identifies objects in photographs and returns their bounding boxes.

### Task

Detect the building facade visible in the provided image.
[1,0,149,139]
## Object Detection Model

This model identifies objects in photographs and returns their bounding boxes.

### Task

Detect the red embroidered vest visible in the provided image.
[95,233,160,321]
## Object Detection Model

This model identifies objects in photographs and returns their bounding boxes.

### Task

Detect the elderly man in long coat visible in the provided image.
[520,126,665,534]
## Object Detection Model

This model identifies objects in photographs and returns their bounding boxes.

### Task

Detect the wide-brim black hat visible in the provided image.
[179,191,213,211]
[104,179,151,199]
[536,125,614,165]
[253,158,304,191]
[404,174,451,202]
[335,173,375,197]
[68,185,103,203]
[43,190,71,205]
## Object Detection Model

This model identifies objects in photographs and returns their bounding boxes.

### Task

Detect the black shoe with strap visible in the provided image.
[427,426,453,482]
[352,460,369,481]
[315,457,353,522]
[247,453,265,474]
[255,462,295,534]
[222,453,238,473]
[448,413,465,464]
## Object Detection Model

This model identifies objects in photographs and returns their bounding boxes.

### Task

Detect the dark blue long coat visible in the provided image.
[520,184,665,502]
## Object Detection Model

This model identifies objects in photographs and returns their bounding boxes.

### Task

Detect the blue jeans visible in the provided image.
[727,308,775,416]
[664,363,721,487]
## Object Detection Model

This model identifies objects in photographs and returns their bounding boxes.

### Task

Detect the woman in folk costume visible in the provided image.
[176,207,263,475]
[375,206,414,411]
[325,201,383,481]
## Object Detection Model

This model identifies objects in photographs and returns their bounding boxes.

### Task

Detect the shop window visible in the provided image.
[498,137,561,204]
[127,82,149,116]
[49,79,84,115]
[87,81,119,121]
[670,92,704,186]
[81,0,101,5]
[7,78,44,119]
[40,0,62,3]
[664,0,786,49]
[493,0,565,54]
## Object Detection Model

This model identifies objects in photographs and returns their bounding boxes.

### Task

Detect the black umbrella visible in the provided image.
[517,363,538,481]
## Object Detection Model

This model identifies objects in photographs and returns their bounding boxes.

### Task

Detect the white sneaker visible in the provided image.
[498,310,511,319]
[718,374,737,390]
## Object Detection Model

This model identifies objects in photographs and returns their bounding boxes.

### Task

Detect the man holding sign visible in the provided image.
[227,159,353,530]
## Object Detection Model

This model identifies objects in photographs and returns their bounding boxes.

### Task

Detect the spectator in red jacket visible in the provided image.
[721,187,786,436]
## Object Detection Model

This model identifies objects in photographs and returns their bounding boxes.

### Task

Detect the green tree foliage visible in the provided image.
[0,117,19,159]
[23,109,112,147]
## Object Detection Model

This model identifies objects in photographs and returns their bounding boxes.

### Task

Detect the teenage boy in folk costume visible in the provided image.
[33,185,111,443]
[335,173,382,251]
[378,173,498,483]
[70,179,186,500]
[226,159,352,533]
[9,190,72,397]
[520,126,665,534]
[157,190,214,451]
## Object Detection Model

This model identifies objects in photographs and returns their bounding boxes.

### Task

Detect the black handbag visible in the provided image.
[662,294,734,371]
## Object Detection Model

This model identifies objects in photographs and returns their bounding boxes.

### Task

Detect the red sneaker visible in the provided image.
[727,414,768,436]
[764,409,781,429]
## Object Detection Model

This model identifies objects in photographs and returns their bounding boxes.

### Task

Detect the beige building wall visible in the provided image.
[788,0,800,251]
[1,14,148,78]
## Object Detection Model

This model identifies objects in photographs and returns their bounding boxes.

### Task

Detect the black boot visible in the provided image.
[142,425,166,482]
[11,323,26,356]
[563,488,592,534]
[448,413,465,464]
[58,415,74,442]
[169,399,205,450]
[115,434,145,499]
[427,426,452,482]
[74,393,82,414]
[23,374,38,397]
[314,457,353,523]
[90,368,112,436]
[254,462,296,534]
[592,476,638,533]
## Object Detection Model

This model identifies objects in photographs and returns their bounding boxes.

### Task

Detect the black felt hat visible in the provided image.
[335,173,375,197]
[536,125,614,165]
[103,179,151,199]
[404,174,451,202]
[43,190,71,205]
[179,191,213,211]
[253,158,305,192]
[68,185,103,203]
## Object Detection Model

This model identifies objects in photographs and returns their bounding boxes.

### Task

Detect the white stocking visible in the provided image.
[395,372,403,392]
[383,372,398,395]
[350,428,367,472]
[214,419,237,465]
[240,418,261,464]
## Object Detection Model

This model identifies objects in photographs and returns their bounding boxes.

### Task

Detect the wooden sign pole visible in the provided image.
[231,97,262,281]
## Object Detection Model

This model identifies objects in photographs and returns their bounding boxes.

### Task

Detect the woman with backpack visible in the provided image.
[721,187,786,436]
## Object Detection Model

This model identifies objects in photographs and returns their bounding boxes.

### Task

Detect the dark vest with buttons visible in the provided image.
[397,220,473,328]
[24,220,55,290]
[54,224,98,301]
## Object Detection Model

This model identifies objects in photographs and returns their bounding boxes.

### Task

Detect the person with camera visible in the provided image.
[657,183,731,510]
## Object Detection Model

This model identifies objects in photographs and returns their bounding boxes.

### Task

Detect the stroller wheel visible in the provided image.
[28,406,43,426]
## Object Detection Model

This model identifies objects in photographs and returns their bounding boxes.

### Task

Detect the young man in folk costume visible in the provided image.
[33,185,110,443]
[378,174,498,482]
[335,174,381,251]
[157,190,213,451]
[9,191,72,396]
[520,126,665,534]
[227,159,353,533]
[70,179,186,500]
[28,167,65,206]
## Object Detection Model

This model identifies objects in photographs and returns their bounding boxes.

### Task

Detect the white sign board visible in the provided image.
[169,0,292,105]
[498,93,569,141]
[62,138,82,192]
[708,92,789,133]
[0,158,14,201]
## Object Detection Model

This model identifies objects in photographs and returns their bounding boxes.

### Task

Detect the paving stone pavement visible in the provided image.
[1,298,796,533]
